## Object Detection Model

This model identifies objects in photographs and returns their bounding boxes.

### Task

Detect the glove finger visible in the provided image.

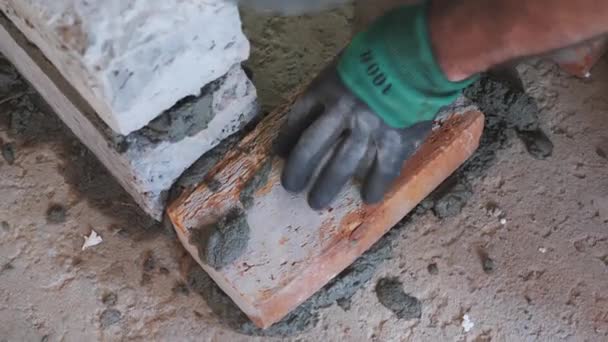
[362,120,433,203]
[354,142,376,181]
[281,102,348,193]
[308,126,369,210]
[274,90,325,157]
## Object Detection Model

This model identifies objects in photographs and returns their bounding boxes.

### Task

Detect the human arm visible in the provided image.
[427,0,608,80]
[279,0,608,209]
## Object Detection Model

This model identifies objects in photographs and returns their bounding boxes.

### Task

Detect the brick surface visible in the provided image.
[167,92,485,328]
[552,38,608,78]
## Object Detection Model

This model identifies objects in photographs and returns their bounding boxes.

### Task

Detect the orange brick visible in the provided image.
[167,96,485,328]
[552,37,608,78]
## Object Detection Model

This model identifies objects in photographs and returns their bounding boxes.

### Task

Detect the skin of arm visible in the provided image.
[422,0,608,81]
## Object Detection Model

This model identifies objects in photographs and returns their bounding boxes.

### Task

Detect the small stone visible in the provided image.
[517,128,553,160]
[482,257,495,273]
[101,291,117,306]
[71,257,83,267]
[100,309,121,328]
[484,201,503,218]
[46,204,67,224]
[500,218,507,225]
[432,182,472,219]
[595,137,608,160]
[538,247,547,254]
[142,251,156,272]
[462,314,474,332]
[427,263,439,275]
[172,281,190,296]
[477,248,495,274]
[140,273,152,285]
[1,142,15,165]
[336,297,352,311]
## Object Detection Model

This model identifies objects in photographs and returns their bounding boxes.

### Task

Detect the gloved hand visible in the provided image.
[278,2,477,210]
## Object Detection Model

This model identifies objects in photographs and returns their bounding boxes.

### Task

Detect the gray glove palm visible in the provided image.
[276,66,433,210]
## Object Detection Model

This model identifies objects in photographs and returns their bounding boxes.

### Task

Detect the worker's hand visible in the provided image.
[277,3,477,210]
[277,70,433,209]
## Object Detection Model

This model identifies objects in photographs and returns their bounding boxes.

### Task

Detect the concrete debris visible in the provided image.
[462,314,474,332]
[46,204,67,224]
[82,230,103,251]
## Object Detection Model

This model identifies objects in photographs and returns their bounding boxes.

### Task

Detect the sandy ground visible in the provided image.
[1,9,608,342]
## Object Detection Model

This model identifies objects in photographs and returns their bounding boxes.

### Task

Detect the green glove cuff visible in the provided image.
[337,2,478,128]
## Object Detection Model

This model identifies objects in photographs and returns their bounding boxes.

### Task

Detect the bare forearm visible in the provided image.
[427,0,608,81]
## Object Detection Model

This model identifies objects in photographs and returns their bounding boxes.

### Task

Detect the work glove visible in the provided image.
[278,2,477,210]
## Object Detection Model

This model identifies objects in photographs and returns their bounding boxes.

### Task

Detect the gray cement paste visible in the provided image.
[99,309,122,329]
[131,76,224,145]
[429,177,473,219]
[240,157,274,209]
[476,247,496,274]
[426,73,555,218]
[105,75,226,153]
[189,207,251,269]
[464,75,554,160]
[375,277,422,320]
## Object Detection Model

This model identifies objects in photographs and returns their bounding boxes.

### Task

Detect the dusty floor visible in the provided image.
[1,9,608,342]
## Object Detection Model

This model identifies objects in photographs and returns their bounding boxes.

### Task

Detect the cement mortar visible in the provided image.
[115,73,232,152]
[130,79,223,145]
[189,207,251,269]
[464,75,554,160]
[425,73,553,217]
[240,157,274,209]
[187,228,395,336]
[375,277,422,320]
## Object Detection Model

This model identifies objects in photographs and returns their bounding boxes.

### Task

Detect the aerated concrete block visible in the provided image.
[0,0,250,134]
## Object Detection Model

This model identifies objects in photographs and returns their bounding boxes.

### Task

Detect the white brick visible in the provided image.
[123,65,259,216]
[1,0,250,134]
[0,10,258,218]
